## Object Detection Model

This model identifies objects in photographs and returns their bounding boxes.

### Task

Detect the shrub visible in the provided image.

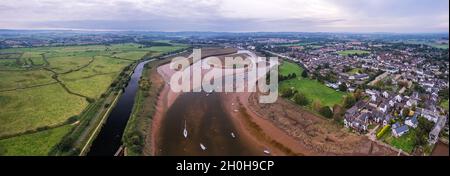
[36,126,51,131]
[123,131,144,155]
[280,88,297,98]
[343,94,356,108]
[57,136,75,152]
[301,70,308,78]
[85,97,95,103]
[66,115,79,124]
[339,83,348,92]
[319,106,333,118]
[293,92,309,106]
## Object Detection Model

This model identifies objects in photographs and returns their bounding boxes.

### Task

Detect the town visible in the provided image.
[247,34,449,155]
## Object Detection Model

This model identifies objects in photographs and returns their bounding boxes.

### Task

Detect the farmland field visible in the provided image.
[337,50,370,56]
[0,42,188,155]
[279,61,346,107]
[0,125,72,156]
[0,84,87,137]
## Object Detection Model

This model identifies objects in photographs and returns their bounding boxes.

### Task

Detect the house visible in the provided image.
[392,125,409,137]
[382,91,389,98]
[419,108,439,123]
[354,74,369,80]
[388,99,395,107]
[392,122,401,129]
[372,110,384,123]
[405,115,418,128]
[365,89,378,96]
[394,95,402,102]
[379,103,389,113]
[406,99,417,107]
[371,94,377,102]
[383,114,393,126]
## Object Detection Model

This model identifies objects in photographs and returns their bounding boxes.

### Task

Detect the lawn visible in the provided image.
[279,61,346,107]
[441,100,449,111]
[383,130,416,153]
[0,125,72,156]
[347,68,362,75]
[279,61,302,76]
[337,50,370,56]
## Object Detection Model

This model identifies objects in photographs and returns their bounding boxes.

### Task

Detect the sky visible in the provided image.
[0,0,448,33]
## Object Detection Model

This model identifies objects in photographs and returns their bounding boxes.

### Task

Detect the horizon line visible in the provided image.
[0,28,449,35]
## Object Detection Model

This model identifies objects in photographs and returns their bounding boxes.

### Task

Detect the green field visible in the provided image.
[441,100,449,111]
[278,42,311,47]
[0,42,188,155]
[0,84,87,136]
[347,68,363,75]
[0,125,72,156]
[403,40,449,49]
[279,61,346,107]
[279,61,302,76]
[337,50,370,56]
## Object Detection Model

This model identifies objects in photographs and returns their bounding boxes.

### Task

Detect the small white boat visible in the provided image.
[231,132,236,139]
[200,143,207,151]
[183,120,188,139]
[263,149,271,155]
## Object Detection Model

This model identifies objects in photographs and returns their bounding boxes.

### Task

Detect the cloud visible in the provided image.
[0,0,448,32]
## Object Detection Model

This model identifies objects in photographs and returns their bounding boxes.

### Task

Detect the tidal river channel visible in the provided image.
[156,92,260,156]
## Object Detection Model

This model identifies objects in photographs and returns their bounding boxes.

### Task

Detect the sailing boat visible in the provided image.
[200,143,207,151]
[183,120,188,139]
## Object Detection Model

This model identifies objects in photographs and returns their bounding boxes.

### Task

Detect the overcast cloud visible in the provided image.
[0,0,448,32]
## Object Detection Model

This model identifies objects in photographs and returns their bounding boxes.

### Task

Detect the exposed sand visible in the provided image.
[149,48,396,156]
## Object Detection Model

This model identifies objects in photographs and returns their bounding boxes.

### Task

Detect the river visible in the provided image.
[87,59,152,156]
[156,92,260,156]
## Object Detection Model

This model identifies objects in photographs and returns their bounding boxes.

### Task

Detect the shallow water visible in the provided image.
[156,92,259,156]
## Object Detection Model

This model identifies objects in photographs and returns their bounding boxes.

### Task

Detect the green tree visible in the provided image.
[319,106,333,118]
[280,88,297,98]
[343,94,356,108]
[339,83,348,92]
[293,92,309,106]
[301,70,308,78]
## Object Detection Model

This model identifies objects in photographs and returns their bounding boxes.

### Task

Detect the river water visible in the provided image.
[156,92,260,156]
[87,60,152,156]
